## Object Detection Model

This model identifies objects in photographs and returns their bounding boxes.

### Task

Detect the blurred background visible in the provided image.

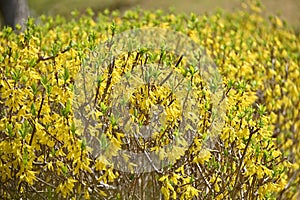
[28,0,300,28]
[0,0,300,32]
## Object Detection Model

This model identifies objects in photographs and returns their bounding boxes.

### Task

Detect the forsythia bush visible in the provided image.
[0,1,299,199]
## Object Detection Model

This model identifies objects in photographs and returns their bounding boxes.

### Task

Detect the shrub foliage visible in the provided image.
[0,1,299,199]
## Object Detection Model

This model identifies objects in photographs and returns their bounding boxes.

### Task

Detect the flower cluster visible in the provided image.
[0,0,299,199]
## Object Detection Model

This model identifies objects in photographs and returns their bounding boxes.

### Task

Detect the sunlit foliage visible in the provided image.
[0,0,299,199]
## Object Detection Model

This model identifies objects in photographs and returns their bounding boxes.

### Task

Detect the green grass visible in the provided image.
[28,0,300,30]
[28,0,138,17]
